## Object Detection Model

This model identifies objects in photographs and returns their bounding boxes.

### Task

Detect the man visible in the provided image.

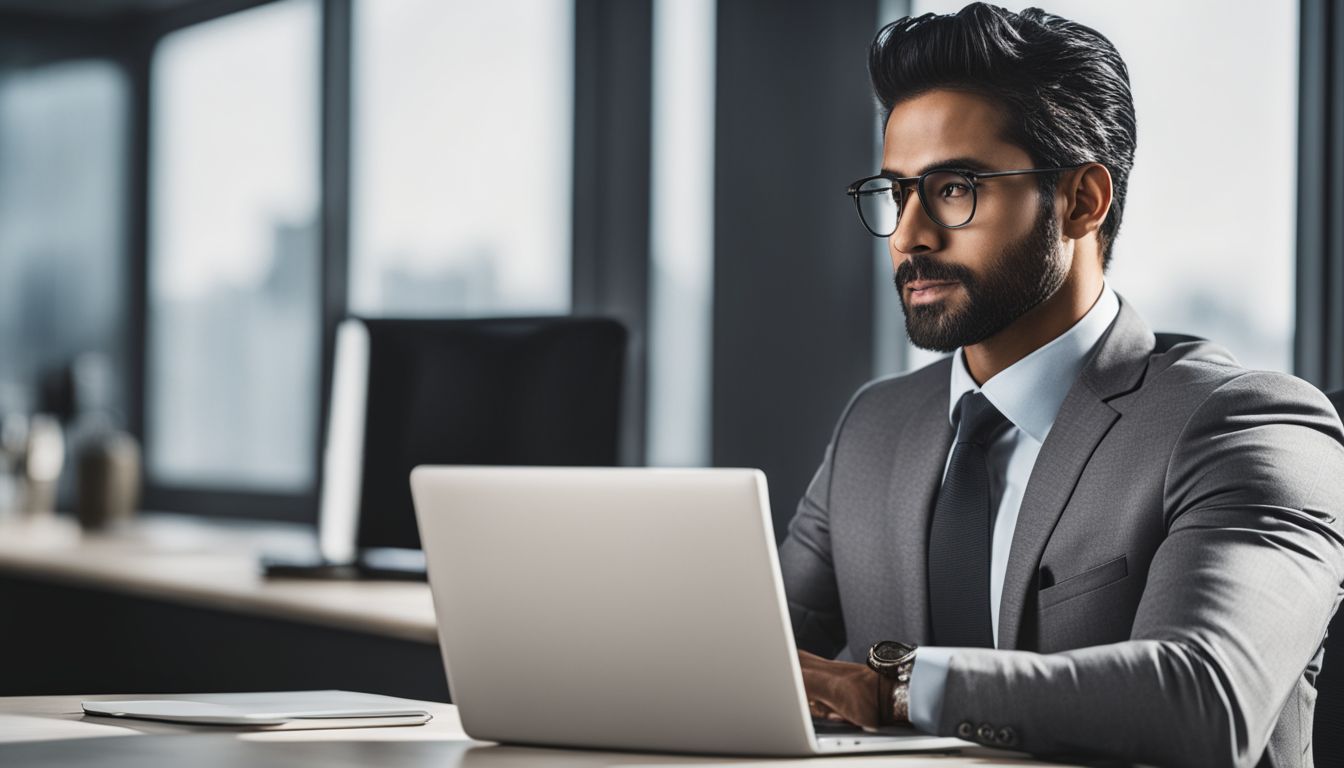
[782,5,1344,767]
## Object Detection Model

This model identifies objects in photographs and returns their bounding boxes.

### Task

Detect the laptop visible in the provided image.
[409,466,973,756]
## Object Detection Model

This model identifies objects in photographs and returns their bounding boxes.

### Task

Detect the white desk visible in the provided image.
[0,694,1068,767]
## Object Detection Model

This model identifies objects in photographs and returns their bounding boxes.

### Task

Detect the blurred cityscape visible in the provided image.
[149,220,319,490]
[149,217,504,490]
[0,60,125,422]
[371,249,500,317]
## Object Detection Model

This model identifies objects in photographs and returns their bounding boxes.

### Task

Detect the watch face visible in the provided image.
[873,641,917,665]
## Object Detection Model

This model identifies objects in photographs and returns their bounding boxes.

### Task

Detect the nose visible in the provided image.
[889,187,943,264]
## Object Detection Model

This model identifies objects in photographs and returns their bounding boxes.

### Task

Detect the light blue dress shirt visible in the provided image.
[907,283,1120,733]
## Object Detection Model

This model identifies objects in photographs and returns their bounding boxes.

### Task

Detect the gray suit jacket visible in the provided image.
[780,298,1344,767]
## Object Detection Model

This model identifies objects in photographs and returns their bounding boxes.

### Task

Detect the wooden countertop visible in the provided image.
[0,514,439,644]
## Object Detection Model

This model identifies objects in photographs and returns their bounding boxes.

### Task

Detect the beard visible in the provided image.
[895,203,1067,353]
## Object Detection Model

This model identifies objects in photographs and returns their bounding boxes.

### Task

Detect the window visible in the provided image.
[647,0,716,467]
[349,0,574,317]
[890,1,1297,374]
[147,0,321,491]
[0,60,128,423]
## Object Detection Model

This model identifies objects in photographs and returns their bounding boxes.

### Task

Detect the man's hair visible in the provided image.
[869,3,1136,269]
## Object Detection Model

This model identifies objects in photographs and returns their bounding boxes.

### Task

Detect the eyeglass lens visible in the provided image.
[854,170,975,235]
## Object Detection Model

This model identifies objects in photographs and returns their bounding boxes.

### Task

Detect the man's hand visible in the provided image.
[798,649,894,729]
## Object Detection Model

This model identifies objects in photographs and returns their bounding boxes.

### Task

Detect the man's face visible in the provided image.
[882,89,1069,352]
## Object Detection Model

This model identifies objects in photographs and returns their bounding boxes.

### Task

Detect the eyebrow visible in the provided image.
[880,157,996,178]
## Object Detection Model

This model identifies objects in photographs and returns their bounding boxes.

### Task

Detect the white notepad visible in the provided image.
[82,690,432,730]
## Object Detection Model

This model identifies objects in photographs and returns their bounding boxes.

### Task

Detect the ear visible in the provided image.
[1058,163,1113,242]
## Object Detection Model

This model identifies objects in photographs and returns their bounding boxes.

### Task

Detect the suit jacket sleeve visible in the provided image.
[932,371,1344,768]
[779,391,864,659]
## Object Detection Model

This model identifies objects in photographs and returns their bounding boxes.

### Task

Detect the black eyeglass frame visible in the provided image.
[845,165,1085,236]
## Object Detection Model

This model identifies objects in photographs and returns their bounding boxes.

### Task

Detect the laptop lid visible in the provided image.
[409,466,819,756]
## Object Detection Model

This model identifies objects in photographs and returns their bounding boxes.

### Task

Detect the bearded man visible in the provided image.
[782,5,1344,767]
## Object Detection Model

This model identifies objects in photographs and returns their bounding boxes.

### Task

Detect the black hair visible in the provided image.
[870,3,1136,269]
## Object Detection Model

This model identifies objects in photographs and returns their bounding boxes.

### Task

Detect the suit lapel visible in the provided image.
[996,299,1155,649]
[886,374,954,645]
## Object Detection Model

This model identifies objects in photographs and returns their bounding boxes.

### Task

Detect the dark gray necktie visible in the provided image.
[927,391,1011,648]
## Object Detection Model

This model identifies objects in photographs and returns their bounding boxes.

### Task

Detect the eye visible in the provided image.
[938,181,971,199]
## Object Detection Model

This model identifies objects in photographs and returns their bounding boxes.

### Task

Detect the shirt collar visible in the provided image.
[948,282,1121,444]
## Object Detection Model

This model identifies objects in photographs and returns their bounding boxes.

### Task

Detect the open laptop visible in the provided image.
[409,466,973,756]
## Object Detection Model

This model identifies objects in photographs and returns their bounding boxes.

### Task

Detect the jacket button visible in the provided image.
[976,723,995,742]
[957,721,974,739]
[996,726,1017,746]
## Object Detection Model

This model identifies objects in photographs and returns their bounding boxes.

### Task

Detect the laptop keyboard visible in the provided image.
[811,719,864,735]
[812,719,929,737]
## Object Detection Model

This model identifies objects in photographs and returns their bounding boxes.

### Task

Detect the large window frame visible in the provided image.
[125,0,343,522]
[113,0,649,522]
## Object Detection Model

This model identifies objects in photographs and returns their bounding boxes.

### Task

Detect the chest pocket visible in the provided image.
[1038,554,1128,610]
[1035,554,1135,652]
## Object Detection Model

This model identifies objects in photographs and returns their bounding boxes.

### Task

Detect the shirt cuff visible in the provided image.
[908,646,956,734]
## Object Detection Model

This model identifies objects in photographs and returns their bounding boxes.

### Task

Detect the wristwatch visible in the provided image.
[867,641,917,725]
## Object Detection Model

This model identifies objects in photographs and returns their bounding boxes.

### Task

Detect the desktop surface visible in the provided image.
[0,694,1070,766]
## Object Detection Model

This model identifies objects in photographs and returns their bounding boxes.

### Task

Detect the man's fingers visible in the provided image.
[799,650,875,728]
[810,697,855,725]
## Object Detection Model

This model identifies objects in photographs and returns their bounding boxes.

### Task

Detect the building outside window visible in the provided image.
[349,0,574,318]
[147,0,322,491]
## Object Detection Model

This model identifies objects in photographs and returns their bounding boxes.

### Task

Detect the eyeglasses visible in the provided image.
[845,166,1080,237]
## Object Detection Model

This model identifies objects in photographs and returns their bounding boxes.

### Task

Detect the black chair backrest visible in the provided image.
[354,316,626,551]
[1318,389,1344,766]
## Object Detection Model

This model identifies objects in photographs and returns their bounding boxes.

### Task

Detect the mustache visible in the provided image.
[894,256,974,290]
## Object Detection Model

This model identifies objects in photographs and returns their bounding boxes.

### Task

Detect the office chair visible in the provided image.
[303,315,627,573]
[1317,388,1344,767]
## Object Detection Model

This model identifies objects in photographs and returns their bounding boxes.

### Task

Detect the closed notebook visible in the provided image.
[81,690,432,730]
